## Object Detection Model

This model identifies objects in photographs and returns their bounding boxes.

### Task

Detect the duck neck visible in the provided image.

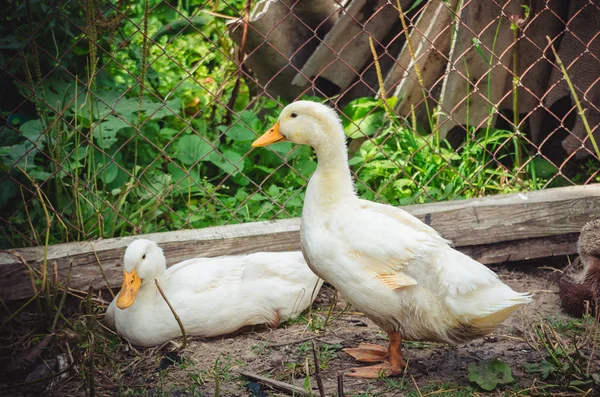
[140,274,166,299]
[307,138,356,209]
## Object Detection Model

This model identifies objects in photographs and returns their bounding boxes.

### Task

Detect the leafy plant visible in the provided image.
[468,358,514,391]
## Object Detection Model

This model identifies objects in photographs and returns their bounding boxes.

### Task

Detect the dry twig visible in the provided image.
[312,340,326,397]
[154,279,187,349]
[239,370,310,397]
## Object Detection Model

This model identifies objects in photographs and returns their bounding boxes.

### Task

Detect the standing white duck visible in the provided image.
[252,101,532,378]
[105,239,323,347]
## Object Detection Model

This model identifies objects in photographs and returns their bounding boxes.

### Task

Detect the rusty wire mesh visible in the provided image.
[0,0,598,249]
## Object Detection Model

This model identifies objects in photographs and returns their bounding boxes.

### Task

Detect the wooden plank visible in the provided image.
[1,185,598,301]
[385,0,459,122]
[227,0,340,101]
[499,0,568,144]
[436,0,522,139]
[291,0,406,93]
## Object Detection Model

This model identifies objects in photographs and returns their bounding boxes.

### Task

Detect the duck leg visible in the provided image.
[346,332,406,378]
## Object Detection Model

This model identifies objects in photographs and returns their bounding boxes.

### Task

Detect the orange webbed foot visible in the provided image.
[346,362,404,378]
[342,343,388,363]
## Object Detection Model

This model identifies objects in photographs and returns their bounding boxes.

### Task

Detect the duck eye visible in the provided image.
[142,254,146,259]
[290,112,297,118]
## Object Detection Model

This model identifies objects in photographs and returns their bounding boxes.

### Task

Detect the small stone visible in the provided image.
[269,353,285,369]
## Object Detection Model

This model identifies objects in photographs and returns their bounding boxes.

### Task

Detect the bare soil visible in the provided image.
[2,259,599,396]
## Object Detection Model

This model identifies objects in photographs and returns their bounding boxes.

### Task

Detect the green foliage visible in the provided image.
[523,316,599,391]
[468,358,514,391]
[346,98,557,205]
[1,0,593,250]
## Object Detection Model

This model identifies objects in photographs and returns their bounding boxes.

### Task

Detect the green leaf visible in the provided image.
[94,116,130,149]
[0,179,18,209]
[240,110,262,131]
[94,151,122,184]
[294,158,317,178]
[342,98,386,139]
[345,112,385,139]
[139,172,171,200]
[342,97,381,124]
[159,128,181,139]
[0,35,24,50]
[145,98,182,120]
[531,157,558,179]
[523,361,555,380]
[20,120,44,141]
[176,135,212,165]
[222,123,255,141]
[209,150,244,175]
[28,169,53,181]
[0,143,37,170]
[468,358,514,391]
[270,141,294,154]
[471,38,489,62]
[405,0,425,14]
[167,163,202,193]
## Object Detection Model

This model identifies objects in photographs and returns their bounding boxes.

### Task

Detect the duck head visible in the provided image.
[252,101,345,150]
[117,239,166,309]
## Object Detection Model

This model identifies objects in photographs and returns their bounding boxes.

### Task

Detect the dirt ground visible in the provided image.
[3,258,599,396]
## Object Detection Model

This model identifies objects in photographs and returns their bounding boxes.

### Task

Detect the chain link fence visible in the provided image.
[1,0,598,249]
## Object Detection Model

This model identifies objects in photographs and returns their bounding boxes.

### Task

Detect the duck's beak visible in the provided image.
[116,269,142,309]
[252,121,285,147]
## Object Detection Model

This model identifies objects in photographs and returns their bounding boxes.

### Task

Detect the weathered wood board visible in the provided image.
[499,0,568,144]
[1,185,599,301]
[385,0,460,125]
[436,0,522,139]
[228,0,340,101]
[543,0,600,158]
[291,0,407,94]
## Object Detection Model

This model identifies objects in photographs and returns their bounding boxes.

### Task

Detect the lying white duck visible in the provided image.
[105,239,323,347]
[252,101,532,378]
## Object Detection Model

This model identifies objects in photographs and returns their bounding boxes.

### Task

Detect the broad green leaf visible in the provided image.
[145,98,182,120]
[209,150,243,174]
[139,172,171,199]
[342,97,381,124]
[28,169,53,181]
[240,110,262,131]
[176,135,212,165]
[159,127,181,139]
[531,157,558,179]
[222,123,255,141]
[294,158,317,178]
[0,143,37,170]
[342,98,386,138]
[468,358,514,391]
[523,361,555,380]
[94,151,122,184]
[167,163,202,193]
[94,116,130,149]
[345,112,385,139]
[270,141,294,154]
[0,179,18,209]
[231,173,250,187]
[20,120,44,141]
[0,35,25,50]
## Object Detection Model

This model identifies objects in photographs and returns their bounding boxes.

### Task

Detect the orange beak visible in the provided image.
[116,269,142,309]
[252,121,285,147]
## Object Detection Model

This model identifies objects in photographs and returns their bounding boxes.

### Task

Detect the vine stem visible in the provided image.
[546,36,600,159]
[155,279,187,349]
